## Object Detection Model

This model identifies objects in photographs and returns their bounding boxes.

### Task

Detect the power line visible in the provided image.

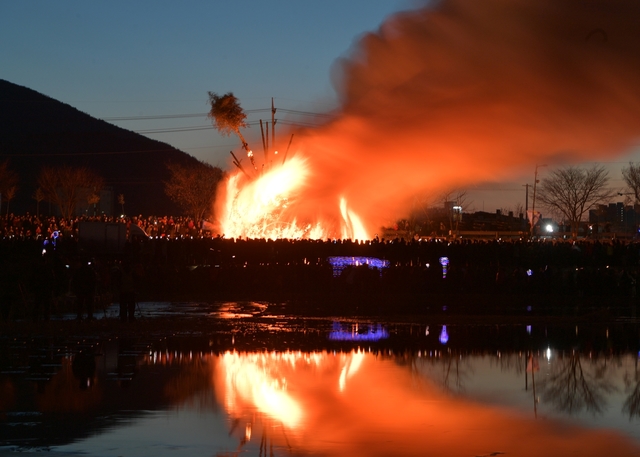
[134,118,325,134]
[0,148,181,157]
[103,108,269,121]
[278,108,333,118]
[105,113,208,121]
[102,107,329,122]
[135,125,216,134]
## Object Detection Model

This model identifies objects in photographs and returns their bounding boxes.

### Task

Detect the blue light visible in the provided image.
[439,256,449,278]
[439,325,449,344]
[327,256,390,278]
[328,322,389,341]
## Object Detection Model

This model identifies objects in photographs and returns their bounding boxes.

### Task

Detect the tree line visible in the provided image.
[0,159,225,222]
[536,163,640,238]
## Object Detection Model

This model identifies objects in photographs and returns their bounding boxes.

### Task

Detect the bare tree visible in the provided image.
[4,186,16,216]
[32,187,45,217]
[0,160,19,214]
[622,162,640,204]
[439,189,470,236]
[538,353,615,415]
[37,166,104,220]
[536,165,615,239]
[164,160,225,223]
[207,92,255,169]
[117,194,125,215]
[87,191,100,217]
[623,368,640,419]
[511,202,525,218]
[408,192,437,237]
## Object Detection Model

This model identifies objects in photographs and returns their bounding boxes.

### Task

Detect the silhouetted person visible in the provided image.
[72,258,97,320]
[114,261,137,322]
[72,349,96,390]
[30,253,56,322]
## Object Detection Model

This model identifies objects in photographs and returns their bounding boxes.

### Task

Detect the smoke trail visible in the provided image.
[291,0,640,231]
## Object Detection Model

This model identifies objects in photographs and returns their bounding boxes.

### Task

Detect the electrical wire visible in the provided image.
[134,118,326,134]
[103,108,330,122]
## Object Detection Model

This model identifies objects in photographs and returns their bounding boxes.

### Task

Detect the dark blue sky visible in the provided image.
[4,0,640,213]
[1,0,415,167]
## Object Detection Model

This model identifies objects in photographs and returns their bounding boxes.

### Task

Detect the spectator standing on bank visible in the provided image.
[71,258,97,321]
[114,260,137,322]
[30,253,56,322]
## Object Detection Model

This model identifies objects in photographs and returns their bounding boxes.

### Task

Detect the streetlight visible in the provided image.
[530,164,547,237]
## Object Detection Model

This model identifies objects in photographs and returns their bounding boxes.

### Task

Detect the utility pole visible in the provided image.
[282,134,294,165]
[523,183,529,215]
[271,98,276,156]
[523,183,530,232]
[530,164,547,237]
[259,119,267,163]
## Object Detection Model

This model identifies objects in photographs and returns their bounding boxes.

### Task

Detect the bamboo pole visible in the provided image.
[259,119,267,162]
[271,98,276,154]
[230,151,251,179]
[282,134,294,165]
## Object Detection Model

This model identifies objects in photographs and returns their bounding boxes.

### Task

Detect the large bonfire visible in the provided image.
[211,0,640,241]
[217,155,368,240]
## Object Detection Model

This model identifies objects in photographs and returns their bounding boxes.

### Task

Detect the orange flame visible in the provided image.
[218,155,369,240]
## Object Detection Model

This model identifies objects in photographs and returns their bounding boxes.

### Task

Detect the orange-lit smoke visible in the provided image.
[219,0,640,238]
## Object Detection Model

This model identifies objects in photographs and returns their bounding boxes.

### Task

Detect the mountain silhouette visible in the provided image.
[0,79,205,217]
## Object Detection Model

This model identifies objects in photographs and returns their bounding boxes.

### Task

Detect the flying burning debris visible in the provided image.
[216,0,640,239]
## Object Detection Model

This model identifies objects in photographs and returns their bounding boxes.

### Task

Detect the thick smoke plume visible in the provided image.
[288,0,640,233]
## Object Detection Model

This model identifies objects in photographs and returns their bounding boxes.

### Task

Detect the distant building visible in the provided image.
[589,201,639,236]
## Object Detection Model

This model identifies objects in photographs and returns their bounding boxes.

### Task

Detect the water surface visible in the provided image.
[1,301,640,456]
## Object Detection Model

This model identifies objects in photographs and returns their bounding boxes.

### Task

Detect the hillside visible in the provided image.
[0,79,203,216]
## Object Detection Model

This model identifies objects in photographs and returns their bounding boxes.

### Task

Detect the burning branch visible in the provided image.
[207,91,256,169]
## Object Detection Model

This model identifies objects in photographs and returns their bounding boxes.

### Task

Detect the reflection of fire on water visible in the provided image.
[221,351,305,428]
[219,350,365,430]
[217,156,369,240]
[214,350,640,457]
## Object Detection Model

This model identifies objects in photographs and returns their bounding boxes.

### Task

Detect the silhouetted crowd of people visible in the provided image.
[2,213,640,321]
[0,213,203,240]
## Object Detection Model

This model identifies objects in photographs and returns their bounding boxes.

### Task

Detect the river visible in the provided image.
[1,301,639,456]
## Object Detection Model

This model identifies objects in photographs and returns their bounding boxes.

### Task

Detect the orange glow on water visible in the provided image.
[221,351,304,428]
[214,350,640,457]
[217,350,365,429]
